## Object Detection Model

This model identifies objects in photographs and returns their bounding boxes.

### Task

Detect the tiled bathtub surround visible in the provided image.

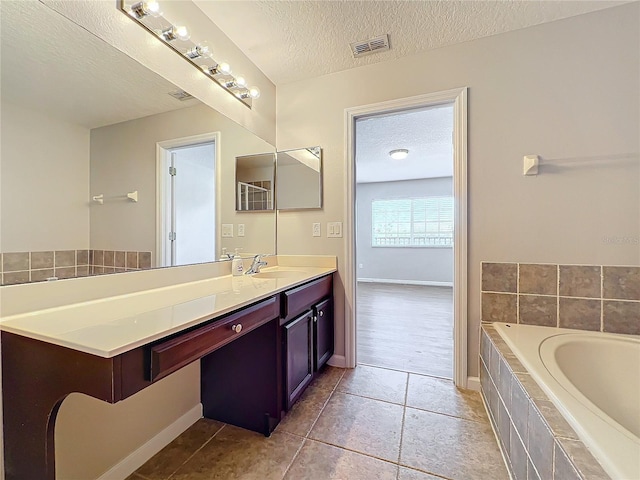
[481,263,640,335]
[0,250,152,285]
[480,324,610,480]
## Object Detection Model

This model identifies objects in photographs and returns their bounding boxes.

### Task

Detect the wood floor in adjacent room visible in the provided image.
[356,282,453,379]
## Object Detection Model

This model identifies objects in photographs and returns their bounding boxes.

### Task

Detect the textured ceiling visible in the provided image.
[195,0,629,85]
[0,1,198,129]
[356,104,453,183]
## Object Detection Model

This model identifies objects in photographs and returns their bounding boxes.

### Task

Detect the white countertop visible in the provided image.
[0,266,335,358]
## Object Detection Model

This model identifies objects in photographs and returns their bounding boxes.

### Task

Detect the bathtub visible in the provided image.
[493,323,640,480]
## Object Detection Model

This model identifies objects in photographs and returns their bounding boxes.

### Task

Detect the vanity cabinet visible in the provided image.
[1,271,334,479]
[281,275,333,410]
[283,310,314,409]
[314,297,334,371]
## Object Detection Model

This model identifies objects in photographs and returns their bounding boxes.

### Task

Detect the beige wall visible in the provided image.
[90,103,275,259]
[276,3,640,376]
[56,362,200,480]
[0,102,90,252]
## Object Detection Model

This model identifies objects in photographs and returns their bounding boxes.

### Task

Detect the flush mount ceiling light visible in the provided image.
[389,149,409,160]
[120,0,260,108]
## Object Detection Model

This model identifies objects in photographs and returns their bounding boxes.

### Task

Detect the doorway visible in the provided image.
[355,105,454,378]
[156,133,220,267]
[344,88,468,387]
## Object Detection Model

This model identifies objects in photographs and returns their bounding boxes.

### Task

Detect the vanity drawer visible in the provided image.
[281,275,332,322]
[150,296,279,381]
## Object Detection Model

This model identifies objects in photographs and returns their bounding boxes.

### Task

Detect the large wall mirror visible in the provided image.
[0,1,276,285]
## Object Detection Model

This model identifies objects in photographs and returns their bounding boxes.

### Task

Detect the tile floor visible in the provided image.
[127,365,508,480]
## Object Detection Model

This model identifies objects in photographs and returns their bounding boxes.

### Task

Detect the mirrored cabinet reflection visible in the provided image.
[235,153,276,211]
[235,146,322,212]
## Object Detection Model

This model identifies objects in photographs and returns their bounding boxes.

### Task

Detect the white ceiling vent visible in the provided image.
[168,89,194,101]
[350,34,390,58]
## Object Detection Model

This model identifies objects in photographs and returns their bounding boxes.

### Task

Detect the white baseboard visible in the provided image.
[327,354,346,368]
[357,278,453,287]
[466,376,480,391]
[97,403,203,480]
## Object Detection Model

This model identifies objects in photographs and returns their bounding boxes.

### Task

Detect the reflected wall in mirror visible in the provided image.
[235,154,275,211]
[276,147,323,210]
[0,1,276,286]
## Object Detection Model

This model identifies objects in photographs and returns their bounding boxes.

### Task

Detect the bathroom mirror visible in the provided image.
[235,154,276,211]
[276,147,323,210]
[0,1,276,285]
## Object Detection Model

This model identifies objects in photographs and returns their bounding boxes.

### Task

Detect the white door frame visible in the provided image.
[344,87,469,388]
[155,132,221,268]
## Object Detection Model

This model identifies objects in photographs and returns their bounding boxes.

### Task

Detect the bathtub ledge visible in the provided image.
[480,323,610,480]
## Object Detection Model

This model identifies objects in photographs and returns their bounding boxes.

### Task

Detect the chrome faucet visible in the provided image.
[245,254,268,274]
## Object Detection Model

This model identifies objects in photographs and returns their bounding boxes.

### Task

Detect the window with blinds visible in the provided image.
[371,196,454,247]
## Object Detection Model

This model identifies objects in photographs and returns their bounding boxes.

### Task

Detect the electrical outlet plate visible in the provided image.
[312,223,321,237]
[237,224,245,237]
[221,224,234,238]
[327,222,343,238]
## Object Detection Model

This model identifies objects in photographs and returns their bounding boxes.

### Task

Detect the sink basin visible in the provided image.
[252,269,300,279]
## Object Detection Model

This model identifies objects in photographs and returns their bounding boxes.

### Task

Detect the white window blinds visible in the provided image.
[371,196,454,247]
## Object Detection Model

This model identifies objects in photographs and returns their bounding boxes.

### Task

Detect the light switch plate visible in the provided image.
[221,224,234,238]
[237,224,245,237]
[327,222,343,238]
[312,223,321,237]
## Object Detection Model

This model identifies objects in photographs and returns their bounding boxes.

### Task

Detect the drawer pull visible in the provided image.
[319,311,324,317]
[231,324,243,333]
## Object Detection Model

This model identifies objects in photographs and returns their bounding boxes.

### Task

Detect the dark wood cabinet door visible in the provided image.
[314,298,334,371]
[284,311,314,410]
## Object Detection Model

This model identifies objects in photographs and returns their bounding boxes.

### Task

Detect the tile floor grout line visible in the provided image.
[280,437,307,479]
[303,436,402,468]
[165,423,227,480]
[403,403,491,425]
[334,390,407,408]
[280,368,346,479]
[357,361,453,382]
[395,372,410,479]
[302,368,347,437]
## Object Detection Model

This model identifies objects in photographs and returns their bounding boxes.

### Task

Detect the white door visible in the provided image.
[161,141,216,266]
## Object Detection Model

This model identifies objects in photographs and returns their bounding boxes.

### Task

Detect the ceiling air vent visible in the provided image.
[350,34,390,58]
[168,89,194,101]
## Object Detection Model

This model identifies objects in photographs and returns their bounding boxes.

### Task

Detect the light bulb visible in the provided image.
[146,1,160,16]
[249,86,261,99]
[217,62,232,75]
[175,25,190,41]
[235,74,247,88]
[131,0,161,18]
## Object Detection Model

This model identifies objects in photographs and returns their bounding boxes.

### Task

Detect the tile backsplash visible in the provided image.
[1,250,152,286]
[481,262,639,335]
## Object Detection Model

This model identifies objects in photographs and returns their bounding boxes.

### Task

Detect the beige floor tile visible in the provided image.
[276,382,334,437]
[398,466,446,480]
[309,392,404,462]
[338,364,408,404]
[170,425,303,480]
[312,365,346,391]
[406,374,488,423]
[401,408,508,480]
[134,418,224,479]
[284,439,398,480]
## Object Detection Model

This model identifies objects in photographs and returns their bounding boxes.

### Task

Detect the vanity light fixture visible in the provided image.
[119,0,260,108]
[130,0,160,19]
[389,149,409,160]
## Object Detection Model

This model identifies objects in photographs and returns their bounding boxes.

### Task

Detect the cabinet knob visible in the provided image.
[319,311,324,317]
[231,324,243,333]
